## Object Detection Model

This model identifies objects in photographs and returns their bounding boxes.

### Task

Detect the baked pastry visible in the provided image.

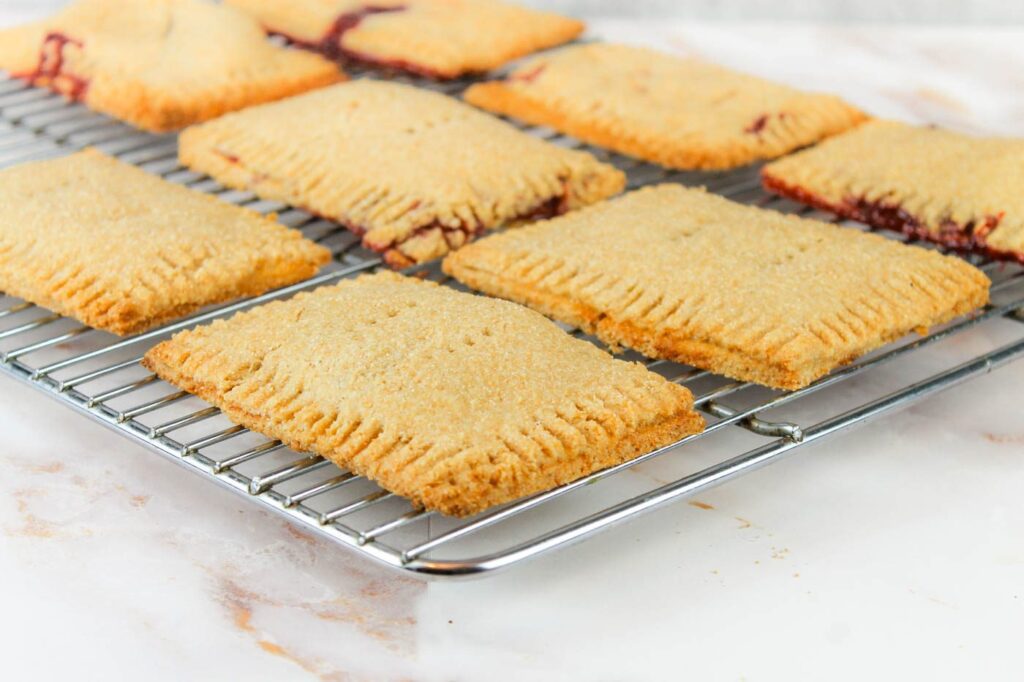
[180,81,625,267]
[0,149,330,335]
[762,119,1024,263]
[443,185,990,390]
[464,43,867,170]
[224,0,583,79]
[0,0,343,132]
[143,271,703,516]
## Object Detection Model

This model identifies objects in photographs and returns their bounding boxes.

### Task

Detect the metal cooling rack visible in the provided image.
[1,71,1023,579]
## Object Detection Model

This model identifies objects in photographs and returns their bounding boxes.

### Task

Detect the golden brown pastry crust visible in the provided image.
[180,80,625,267]
[225,0,584,79]
[142,272,704,516]
[0,149,330,335]
[464,43,867,170]
[0,0,344,132]
[762,119,1024,263]
[443,185,991,390]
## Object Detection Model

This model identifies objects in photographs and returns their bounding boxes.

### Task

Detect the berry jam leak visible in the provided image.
[16,32,89,101]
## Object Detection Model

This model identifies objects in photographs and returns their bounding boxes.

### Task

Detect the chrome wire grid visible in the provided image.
[1,71,1023,579]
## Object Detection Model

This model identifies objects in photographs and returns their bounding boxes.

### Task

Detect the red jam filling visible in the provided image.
[366,191,572,267]
[744,114,769,135]
[218,150,573,266]
[762,172,1018,263]
[516,192,571,222]
[313,6,406,61]
[271,5,460,80]
[214,149,241,165]
[14,32,89,100]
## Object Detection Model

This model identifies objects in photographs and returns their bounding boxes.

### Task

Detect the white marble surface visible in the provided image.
[1,15,1023,682]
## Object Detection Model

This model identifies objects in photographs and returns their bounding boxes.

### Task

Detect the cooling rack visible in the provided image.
[1,70,1022,579]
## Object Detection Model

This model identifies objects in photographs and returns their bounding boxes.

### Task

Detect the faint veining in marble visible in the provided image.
[9,489,58,538]
[982,432,1024,445]
[1,441,425,680]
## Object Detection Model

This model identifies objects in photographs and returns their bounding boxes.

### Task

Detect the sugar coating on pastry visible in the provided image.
[0,0,344,132]
[225,0,583,79]
[142,271,703,516]
[464,43,867,170]
[762,119,1024,263]
[0,149,331,335]
[443,185,990,390]
[180,80,625,267]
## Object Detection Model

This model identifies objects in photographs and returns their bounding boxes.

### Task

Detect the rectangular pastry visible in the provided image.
[224,0,584,79]
[0,149,330,335]
[0,0,344,132]
[464,43,867,170]
[443,185,990,390]
[180,80,625,267]
[762,119,1024,263]
[142,272,704,516]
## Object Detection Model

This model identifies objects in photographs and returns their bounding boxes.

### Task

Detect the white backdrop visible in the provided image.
[519,0,1022,23]
[1,0,1021,23]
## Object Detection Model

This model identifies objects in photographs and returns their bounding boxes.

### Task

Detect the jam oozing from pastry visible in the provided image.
[273,5,457,80]
[850,198,1004,250]
[316,6,406,60]
[516,191,571,222]
[214,149,241,165]
[762,172,1017,262]
[215,147,575,266]
[16,32,89,100]
[367,191,573,267]
[744,114,770,135]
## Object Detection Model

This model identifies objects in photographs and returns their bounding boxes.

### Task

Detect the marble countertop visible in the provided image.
[1,15,1023,682]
